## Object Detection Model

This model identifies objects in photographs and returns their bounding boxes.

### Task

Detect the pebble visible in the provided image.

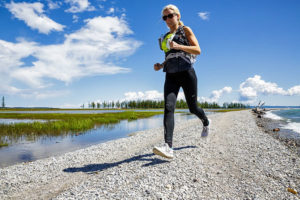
[0,111,299,199]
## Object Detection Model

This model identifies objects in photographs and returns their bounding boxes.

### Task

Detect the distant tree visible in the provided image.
[91,102,96,109]
[2,96,5,108]
[111,101,115,108]
[102,101,107,108]
[116,101,120,109]
[80,104,84,109]
[91,99,250,110]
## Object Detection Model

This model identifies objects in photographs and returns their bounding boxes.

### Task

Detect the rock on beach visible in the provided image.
[0,110,299,199]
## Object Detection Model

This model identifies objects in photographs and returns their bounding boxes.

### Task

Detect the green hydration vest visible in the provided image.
[161,33,175,53]
[159,26,197,65]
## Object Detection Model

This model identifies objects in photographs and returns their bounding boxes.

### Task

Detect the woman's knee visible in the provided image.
[165,102,176,113]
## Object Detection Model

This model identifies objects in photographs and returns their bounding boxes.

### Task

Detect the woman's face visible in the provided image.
[163,9,179,28]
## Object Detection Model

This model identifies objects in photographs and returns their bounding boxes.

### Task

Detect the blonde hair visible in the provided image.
[162,4,184,26]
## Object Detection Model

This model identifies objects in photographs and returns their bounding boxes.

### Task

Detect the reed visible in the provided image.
[0,142,9,148]
[0,111,163,146]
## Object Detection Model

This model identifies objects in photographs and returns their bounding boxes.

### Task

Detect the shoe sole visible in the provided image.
[153,148,173,159]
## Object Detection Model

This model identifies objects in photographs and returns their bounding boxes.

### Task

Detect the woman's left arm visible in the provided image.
[170,26,201,55]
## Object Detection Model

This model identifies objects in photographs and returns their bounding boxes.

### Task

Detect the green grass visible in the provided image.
[0,111,163,146]
[0,142,9,148]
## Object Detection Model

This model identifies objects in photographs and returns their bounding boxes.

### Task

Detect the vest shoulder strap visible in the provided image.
[178,25,190,46]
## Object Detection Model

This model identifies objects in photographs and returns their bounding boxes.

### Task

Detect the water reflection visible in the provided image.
[0,118,48,124]
[0,113,200,168]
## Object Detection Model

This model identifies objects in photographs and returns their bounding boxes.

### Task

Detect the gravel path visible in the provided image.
[1,110,299,199]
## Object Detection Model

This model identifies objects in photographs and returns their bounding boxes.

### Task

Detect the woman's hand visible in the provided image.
[169,41,182,50]
[154,63,163,71]
[169,27,201,55]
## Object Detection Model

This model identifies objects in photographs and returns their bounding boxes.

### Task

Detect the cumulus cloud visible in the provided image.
[239,75,300,102]
[198,12,210,20]
[121,90,189,102]
[287,85,300,96]
[200,87,232,103]
[0,16,142,97]
[5,2,65,34]
[65,0,95,13]
[123,90,163,101]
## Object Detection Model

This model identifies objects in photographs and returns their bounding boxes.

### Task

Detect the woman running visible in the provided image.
[153,4,210,159]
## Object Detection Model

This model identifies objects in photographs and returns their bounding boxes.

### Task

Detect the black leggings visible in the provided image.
[164,68,208,148]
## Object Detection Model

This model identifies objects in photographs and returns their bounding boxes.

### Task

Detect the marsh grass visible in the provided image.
[0,111,163,147]
[0,142,9,147]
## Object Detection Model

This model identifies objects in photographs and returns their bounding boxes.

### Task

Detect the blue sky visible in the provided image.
[0,0,300,107]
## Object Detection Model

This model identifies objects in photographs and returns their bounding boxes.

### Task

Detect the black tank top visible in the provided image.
[163,26,194,73]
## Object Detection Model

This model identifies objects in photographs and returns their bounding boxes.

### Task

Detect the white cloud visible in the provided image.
[72,15,79,23]
[177,92,186,101]
[6,2,65,34]
[107,7,115,14]
[0,82,68,99]
[287,85,300,96]
[47,0,61,9]
[0,16,142,98]
[20,90,70,99]
[0,84,22,95]
[65,0,95,13]
[239,75,300,101]
[122,90,188,102]
[58,103,82,108]
[198,12,210,20]
[200,87,232,103]
[123,90,163,101]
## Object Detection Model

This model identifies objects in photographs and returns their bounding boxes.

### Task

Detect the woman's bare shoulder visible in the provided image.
[183,26,193,35]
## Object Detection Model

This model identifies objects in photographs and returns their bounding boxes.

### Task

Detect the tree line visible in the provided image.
[0,96,248,109]
[222,102,249,109]
[83,100,249,109]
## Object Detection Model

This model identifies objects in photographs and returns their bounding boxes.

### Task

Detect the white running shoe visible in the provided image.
[201,119,211,137]
[153,143,174,159]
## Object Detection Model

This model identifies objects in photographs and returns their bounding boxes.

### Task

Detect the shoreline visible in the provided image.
[254,109,300,157]
[1,110,299,199]
[0,113,195,169]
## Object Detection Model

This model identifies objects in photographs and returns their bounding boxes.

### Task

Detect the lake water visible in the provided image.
[265,109,300,134]
[0,118,49,124]
[0,108,191,114]
[0,112,207,168]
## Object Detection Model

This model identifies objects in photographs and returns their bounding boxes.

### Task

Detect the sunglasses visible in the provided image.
[162,13,176,21]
